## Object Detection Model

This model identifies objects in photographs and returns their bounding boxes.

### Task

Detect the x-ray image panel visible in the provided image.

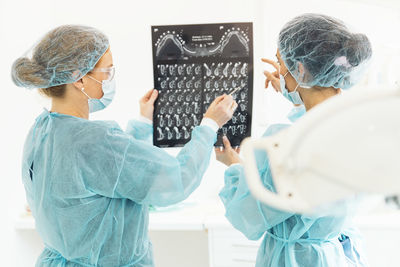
[152,22,253,147]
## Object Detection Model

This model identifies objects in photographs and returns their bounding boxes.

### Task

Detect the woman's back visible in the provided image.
[220,124,360,267]
[23,110,153,266]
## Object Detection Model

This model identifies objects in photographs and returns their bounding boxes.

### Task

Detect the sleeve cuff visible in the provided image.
[225,163,245,177]
[138,115,153,125]
[200,118,219,132]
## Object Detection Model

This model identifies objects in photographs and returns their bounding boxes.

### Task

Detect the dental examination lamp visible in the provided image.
[241,87,400,214]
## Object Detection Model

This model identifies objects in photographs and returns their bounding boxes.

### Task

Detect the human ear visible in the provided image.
[297,62,312,84]
[298,62,305,79]
[72,78,84,91]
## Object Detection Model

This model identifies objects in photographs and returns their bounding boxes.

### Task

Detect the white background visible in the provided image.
[0,0,399,265]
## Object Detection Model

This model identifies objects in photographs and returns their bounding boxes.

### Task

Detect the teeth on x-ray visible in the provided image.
[232,115,237,124]
[184,115,190,127]
[157,127,164,141]
[152,23,253,147]
[159,115,165,127]
[183,126,190,139]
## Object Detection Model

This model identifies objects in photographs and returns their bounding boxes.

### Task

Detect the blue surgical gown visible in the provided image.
[219,123,368,267]
[287,105,306,123]
[287,105,368,266]
[22,109,217,267]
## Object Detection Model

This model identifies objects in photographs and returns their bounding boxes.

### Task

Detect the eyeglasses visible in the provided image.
[90,66,115,81]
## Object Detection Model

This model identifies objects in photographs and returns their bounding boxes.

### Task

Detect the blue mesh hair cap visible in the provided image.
[11,25,109,89]
[278,13,372,89]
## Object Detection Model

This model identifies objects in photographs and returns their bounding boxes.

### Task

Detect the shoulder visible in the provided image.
[262,123,291,137]
[58,118,127,148]
[67,120,134,168]
[87,120,123,134]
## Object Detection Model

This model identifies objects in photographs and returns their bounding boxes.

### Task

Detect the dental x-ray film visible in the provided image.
[152,22,253,147]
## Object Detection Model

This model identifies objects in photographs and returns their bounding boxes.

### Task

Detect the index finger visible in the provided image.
[142,88,155,100]
[213,94,226,104]
[261,58,280,72]
[263,70,279,82]
[219,94,234,107]
[214,146,224,153]
[234,147,241,154]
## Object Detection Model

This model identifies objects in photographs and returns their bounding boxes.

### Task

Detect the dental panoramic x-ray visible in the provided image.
[151,22,253,147]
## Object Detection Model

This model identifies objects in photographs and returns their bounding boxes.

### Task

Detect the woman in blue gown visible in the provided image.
[12,25,237,266]
[216,13,372,267]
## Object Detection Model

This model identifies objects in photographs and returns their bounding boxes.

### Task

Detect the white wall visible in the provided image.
[258,0,400,126]
[0,0,399,266]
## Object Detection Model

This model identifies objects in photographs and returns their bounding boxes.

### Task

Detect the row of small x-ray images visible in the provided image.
[152,22,253,147]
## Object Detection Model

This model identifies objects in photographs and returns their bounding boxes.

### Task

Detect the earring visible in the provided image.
[80,87,91,99]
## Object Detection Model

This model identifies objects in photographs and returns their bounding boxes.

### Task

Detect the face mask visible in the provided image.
[81,76,116,113]
[280,71,304,105]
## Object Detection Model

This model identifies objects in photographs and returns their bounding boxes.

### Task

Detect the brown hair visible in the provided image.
[39,85,66,98]
[11,25,109,93]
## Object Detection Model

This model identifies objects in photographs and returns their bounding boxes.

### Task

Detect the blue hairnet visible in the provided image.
[11,25,109,89]
[278,13,372,89]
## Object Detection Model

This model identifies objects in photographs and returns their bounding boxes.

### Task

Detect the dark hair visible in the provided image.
[278,13,372,89]
[39,85,66,98]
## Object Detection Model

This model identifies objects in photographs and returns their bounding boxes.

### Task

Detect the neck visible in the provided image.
[50,93,89,119]
[299,87,341,111]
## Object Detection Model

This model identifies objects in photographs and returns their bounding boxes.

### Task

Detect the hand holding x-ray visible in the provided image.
[214,135,241,166]
[140,89,159,121]
[204,94,238,128]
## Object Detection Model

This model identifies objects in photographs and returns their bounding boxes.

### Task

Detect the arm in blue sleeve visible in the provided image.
[79,124,217,207]
[219,124,294,240]
[125,119,153,142]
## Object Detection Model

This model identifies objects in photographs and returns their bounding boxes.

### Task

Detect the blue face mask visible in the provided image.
[81,76,116,113]
[280,72,304,105]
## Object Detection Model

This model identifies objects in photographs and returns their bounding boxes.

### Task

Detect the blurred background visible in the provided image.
[0,0,399,266]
